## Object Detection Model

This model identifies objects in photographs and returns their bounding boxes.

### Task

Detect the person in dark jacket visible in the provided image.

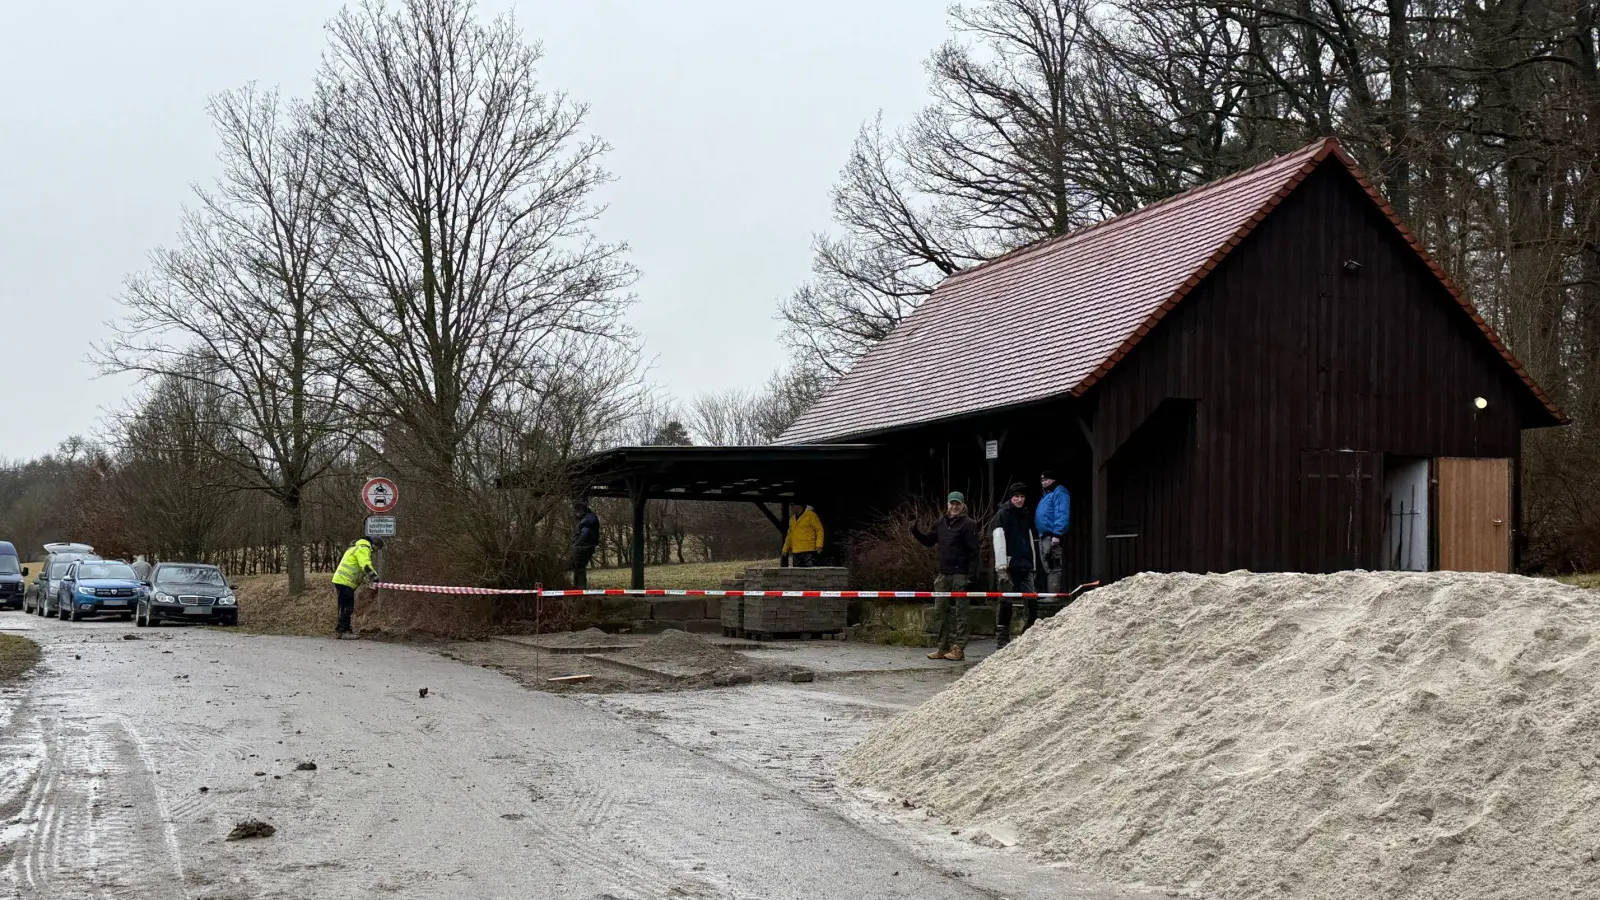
[911,491,981,661]
[991,482,1037,649]
[569,501,601,589]
[1035,469,1071,593]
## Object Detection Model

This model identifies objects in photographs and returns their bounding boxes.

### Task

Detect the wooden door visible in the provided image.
[1299,450,1383,572]
[1437,458,1512,572]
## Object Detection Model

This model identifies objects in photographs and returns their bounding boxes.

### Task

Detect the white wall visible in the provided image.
[1384,458,1431,571]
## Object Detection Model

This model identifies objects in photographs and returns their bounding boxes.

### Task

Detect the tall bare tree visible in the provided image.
[102,86,351,592]
[314,0,636,485]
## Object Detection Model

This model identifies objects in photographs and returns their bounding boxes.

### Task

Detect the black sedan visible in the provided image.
[135,563,239,627]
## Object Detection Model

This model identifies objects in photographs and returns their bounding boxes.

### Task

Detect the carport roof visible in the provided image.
[563,444,879,502]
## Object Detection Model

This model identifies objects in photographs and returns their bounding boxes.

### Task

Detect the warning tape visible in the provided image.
[370,581,1095,600]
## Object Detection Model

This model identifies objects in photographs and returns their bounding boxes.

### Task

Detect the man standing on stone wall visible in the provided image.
[1035,470,1071,593]
[992,482,1038,649]
[911,491,980,661]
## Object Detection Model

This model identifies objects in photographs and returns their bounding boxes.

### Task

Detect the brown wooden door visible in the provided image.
[1437,458,1512,572]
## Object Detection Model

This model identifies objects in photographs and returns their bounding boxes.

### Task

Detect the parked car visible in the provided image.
[135,563,239,627]
[56,559,140,621]
[27,543,100,617]
[0,541,25,610]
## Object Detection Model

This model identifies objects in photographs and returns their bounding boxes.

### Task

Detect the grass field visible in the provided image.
[0,634,40,682]
[586,559,776,590]
[1556,573,1600,590]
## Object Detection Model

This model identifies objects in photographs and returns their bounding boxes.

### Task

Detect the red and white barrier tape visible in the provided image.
[369,581,1093,600]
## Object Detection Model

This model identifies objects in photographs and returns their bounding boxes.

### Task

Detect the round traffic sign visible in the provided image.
[362,477,399,514]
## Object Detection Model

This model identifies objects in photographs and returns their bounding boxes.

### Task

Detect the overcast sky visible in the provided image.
[0,0,946,460]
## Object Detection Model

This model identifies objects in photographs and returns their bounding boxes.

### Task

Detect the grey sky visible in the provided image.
[0,0,946,460]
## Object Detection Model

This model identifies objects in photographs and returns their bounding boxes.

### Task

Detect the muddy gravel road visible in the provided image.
[0,616,1015,900]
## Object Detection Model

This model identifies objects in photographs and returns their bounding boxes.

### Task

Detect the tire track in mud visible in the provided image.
[0,700,187,900]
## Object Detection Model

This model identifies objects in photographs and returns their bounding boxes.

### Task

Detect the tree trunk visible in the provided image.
[285,491,306,594]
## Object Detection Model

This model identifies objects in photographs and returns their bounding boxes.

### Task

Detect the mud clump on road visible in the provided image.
[0,635,40,682]
[295,761,317,771]
[845,571,1600,900]
[226,820,276,841]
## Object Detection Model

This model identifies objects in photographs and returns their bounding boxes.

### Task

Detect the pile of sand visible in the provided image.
[609,630,805,686]
[844,571,1600,899]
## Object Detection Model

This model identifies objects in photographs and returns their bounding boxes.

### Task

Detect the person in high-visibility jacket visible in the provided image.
[781,503,824,567]
[332,537,381,638]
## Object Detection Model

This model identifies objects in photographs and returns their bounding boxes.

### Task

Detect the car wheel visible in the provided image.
[69,605,82,622]
[134,604,147,627]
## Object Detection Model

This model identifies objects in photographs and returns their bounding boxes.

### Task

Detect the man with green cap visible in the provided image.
[910,491,980,660]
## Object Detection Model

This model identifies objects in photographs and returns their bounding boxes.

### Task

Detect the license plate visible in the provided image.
[101,600,127,607]
[183,606,210,615]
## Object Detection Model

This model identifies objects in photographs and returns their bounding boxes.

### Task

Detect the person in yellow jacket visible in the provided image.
[332,537,381,638]
[781,503,824,567]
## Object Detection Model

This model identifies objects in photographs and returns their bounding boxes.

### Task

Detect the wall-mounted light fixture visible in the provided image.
[1342,259,1363,273]
[1474,396,1488,409]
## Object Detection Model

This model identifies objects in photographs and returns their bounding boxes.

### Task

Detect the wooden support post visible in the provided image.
[628,476,647,590]
[1076,416,1108,583]
[753,501,786,534]
[779,501,791,565]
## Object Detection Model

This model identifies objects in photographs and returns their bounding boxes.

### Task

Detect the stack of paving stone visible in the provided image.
[724,566,849,637]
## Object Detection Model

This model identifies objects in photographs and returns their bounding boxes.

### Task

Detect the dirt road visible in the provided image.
[0,616,1000,900]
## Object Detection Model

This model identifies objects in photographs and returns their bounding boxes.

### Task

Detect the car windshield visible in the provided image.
[0,556,18,575]
[76,563,136,581]
[154,566,225,587]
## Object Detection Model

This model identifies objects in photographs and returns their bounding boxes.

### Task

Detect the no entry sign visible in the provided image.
[362,477,399,514]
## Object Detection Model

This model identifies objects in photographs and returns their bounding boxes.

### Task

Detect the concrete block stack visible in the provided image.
[732,566,850,636]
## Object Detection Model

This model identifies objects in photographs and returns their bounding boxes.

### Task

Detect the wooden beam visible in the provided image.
[628,476,647,590]
[1076,415,1108,583]
[753,501,785,534]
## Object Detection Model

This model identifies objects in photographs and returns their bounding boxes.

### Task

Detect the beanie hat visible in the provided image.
[947,491,965,504]
[1040,469,1058,481]
[1006,482,1027,497]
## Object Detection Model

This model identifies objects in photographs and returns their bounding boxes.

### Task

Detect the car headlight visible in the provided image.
[218,595,237,606]
[155,592,176,604]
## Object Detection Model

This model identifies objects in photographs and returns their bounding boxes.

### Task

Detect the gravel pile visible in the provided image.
[610,630,805,686]
[844,571,1600,900]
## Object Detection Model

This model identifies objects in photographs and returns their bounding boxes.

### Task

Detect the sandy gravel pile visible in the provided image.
[844,571,1600,900]
[610,630,805,685]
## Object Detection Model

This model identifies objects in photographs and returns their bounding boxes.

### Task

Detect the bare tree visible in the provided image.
[314,0,636,485]
[102,86,351,592]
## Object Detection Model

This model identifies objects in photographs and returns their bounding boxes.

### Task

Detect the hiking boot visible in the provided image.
[927,649,948,660]
[995,624,1011,650]
[942,647,965,661]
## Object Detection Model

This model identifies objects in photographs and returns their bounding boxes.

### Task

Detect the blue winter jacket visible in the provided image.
[1035,484,1071,536]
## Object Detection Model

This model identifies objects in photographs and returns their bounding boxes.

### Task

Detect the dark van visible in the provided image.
[0,542,24,610]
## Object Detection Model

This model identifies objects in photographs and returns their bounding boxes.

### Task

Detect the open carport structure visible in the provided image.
[568,444,880,588]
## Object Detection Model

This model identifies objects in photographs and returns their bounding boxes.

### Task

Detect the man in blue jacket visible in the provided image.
[1034,470,1070,593]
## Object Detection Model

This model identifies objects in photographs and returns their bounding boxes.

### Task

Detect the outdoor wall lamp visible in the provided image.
[1474,397,1488,409]
[1342,259,1363,273]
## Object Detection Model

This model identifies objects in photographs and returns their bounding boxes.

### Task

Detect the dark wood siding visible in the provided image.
[1090,160,1529,574]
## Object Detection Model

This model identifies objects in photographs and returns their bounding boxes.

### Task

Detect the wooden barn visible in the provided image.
[574,137,1565,587]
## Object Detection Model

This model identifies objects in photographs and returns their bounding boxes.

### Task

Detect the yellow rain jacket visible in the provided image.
[332,539,377,589]
[782,508,825,555]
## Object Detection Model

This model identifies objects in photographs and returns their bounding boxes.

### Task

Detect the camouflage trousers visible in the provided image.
[931,573,970,651]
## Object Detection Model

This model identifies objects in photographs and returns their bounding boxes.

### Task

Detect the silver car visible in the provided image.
[26,543,99,617]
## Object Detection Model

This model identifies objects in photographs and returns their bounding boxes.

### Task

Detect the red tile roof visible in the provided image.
[781,138,1564,443]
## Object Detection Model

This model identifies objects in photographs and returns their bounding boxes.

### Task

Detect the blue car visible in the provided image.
[56,559,140,621]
